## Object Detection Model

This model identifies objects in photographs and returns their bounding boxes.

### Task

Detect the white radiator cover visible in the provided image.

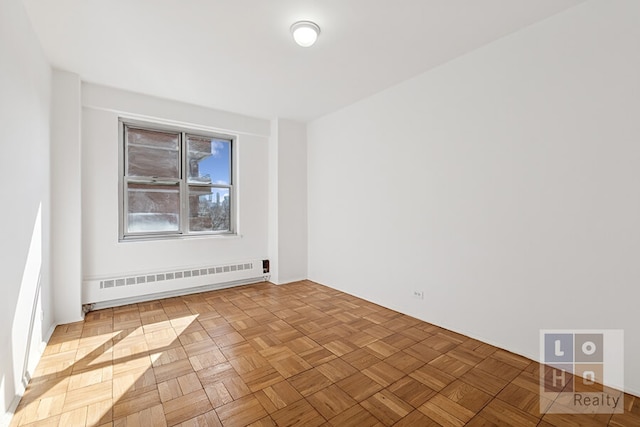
[82,259,265,307]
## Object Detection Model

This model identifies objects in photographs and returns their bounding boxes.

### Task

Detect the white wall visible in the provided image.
[81,84,270,299]
[51,70,83,324]
[268,119,308,284]
[0,0,53,420]
[278,120,308,283]
[268,120,280,284]
[308,0,640,395]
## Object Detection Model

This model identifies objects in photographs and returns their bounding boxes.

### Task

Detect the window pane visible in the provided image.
[188,186,230,232]
[127,128,180,178]
[187,135,231,184]
[127,183,180,233]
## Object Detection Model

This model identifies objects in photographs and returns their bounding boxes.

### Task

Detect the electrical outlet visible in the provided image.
[413,290,424,300]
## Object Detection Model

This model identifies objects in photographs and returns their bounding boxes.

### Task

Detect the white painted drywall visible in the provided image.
[308,0,640,394]
[277,120,308,283]
[0,0,53,421]
[51,70,83,324]
[268,119,280,284]
[268,119,308,284]
[81,84,270,296]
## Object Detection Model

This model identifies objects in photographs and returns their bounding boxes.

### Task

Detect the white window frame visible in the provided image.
[118,118,236,241]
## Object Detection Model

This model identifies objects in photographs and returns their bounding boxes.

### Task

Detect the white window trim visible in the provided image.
[118,118,238,241]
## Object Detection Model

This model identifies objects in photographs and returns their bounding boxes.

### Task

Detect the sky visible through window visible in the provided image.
[197,139,230,184]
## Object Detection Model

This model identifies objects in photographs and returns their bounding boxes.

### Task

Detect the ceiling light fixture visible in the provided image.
[291,21,320,47]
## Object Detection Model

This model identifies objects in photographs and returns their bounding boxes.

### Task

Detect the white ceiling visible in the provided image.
[23,0,584,122]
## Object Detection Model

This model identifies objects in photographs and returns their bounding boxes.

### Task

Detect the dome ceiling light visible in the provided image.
[291,21,320,47]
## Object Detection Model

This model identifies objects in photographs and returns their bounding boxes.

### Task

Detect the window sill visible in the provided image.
[119,233,242,243]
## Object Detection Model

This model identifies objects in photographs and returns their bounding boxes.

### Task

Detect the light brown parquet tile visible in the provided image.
[9,281,636,427]
[464,415,500,426]
[428,354,474,378]
[112,389,161,420]
[379,333,416,350]
[398,326,433,342]
[307,384,357,419]
[288,368,333,397]
[476,355,523,382]
[270,398,324,427]
[409,363,456,391]
[113,368,156,401]
[393,409,440,427]
[491,348,531,370]
[269,355,312,379]
[178,409,222,427]
[285,337,321,354]
[241,365,285,393]
[19,377,70,407]
[149,355,190,382]
[336,372,384,402]
[316,359,357,383]
[189,348,226,371]
[446,345,489,366]
[214,394,268,427]
[323,339,359,357]
[387,376,436,408]
[403,342,442,363]
[228,353,270,375]
[63,380,113,412]
[361,389,413,426]
[340,348,381,371]
[440,380,493,413]
[13,414,62,427]
[361,361,404,387]
[459,366,510,396]
[477,398,539,427]
[383,351,424,374]
[113,403,166,427]
[196,362,236,387]
[421,333,463,353]
[151,346,189,368]
[163,389,212,426]
[327,404,383,427]
[19,393,66,425]
[365,340,399,359]
[497,382,552,417]
[219,375,252,400]
[254,380,303,414]
[362,325,394,340]
[183,336,217,357]
[298,347,336,367]
[204,382,234,408]
[86,398,113,425]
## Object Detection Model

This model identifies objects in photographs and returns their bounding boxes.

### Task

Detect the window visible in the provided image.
[120,120,234,239]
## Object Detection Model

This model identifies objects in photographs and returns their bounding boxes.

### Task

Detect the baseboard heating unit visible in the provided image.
[82,259,267,311]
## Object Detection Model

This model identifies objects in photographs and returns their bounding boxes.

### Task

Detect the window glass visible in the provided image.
[188,186,230,232]
[127,128,180,178]
[187,135,231,184]
[122,122,234,239]
[127,183,180,233]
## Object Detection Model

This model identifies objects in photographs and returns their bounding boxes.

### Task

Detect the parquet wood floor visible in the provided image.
[9,280,639,426]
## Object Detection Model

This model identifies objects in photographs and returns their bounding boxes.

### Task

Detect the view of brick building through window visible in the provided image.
[124,124,232,237]
[187,135,231,232]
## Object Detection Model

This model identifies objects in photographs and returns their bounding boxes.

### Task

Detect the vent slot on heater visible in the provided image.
[99,262,254,289]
